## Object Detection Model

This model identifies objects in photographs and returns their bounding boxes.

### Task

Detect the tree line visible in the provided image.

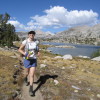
[0,13,19,47]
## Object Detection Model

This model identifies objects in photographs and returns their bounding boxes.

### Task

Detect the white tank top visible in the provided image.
[22,39,38,59]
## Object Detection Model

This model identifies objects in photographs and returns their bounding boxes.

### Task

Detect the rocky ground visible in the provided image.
[35,47,100,100]
[0,44,100,100]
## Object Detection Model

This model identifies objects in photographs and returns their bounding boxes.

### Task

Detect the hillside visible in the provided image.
[0,44,100,100]
[48,24,100,45]
[16,30,53,41]
[35,45,100,100]
[16,24,100,45]
[0,49,23,100]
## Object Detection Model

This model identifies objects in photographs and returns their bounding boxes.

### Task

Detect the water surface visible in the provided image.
[42,42,100,57]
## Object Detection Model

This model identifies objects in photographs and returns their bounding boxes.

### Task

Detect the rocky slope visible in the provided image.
[48,24,100,45]
[16,30,54,40]
[16,24,100,45]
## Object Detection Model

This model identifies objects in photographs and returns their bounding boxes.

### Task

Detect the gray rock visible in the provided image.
[54,80,59,85]
[97,94,100,98]
[62,54,73,59]
[40,64,47,68]
[91,56,100,61]
[54,56,62,59]
[10,56,17,58]
[78,55,90,58]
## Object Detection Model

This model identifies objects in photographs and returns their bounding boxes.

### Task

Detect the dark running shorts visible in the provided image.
[23,59,37,68]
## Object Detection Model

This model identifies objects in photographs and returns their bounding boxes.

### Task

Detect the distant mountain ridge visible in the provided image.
[16,30,54,40]
[49,24,100,45]
[16,24,100,45]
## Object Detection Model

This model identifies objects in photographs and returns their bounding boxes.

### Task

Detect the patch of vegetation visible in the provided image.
[39,44,53,49]
[0,13,19,47]
[0,51,23,100]
[91,49,100,58]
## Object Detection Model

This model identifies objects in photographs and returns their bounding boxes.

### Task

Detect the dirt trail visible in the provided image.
[14,53,44,100]
[20,67,44,100]
[21,75,44,100]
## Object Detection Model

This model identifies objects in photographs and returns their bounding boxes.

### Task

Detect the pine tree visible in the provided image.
[0,13,19,47]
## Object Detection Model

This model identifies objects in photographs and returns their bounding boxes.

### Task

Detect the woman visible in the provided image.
[18,31,40,96]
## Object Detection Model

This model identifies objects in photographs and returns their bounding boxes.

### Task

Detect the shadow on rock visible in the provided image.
[33,74,58,94]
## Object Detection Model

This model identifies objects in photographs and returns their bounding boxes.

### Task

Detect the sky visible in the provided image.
[0,0,100,33]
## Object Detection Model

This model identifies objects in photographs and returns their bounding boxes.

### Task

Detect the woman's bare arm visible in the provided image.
[18,44,26,56]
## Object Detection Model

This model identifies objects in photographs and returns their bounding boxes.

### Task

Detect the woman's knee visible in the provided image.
[25,68,30,75]
[26,72,29,76]
[29,72,35,78]
[29,67,36,77]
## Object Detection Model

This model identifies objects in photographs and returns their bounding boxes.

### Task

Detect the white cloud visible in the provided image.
[8,20,25,30]
[8,20,37,31]
[30,6,99,28]
[8,6,99,32]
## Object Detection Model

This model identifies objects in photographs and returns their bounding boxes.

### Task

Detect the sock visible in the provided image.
[24,76,27,82]
[29,85,33,92]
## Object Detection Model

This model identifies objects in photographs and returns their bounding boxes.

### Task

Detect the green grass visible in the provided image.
[91,49,100,58]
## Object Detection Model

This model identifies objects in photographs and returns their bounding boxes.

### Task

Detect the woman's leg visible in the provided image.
[29,67,36,96]
[29,67,36,86]
[25,68,30,76]
[24,68,30,85]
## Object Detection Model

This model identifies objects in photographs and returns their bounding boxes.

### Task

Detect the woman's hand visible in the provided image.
[37,52,40,56]
[25,52,29,57]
